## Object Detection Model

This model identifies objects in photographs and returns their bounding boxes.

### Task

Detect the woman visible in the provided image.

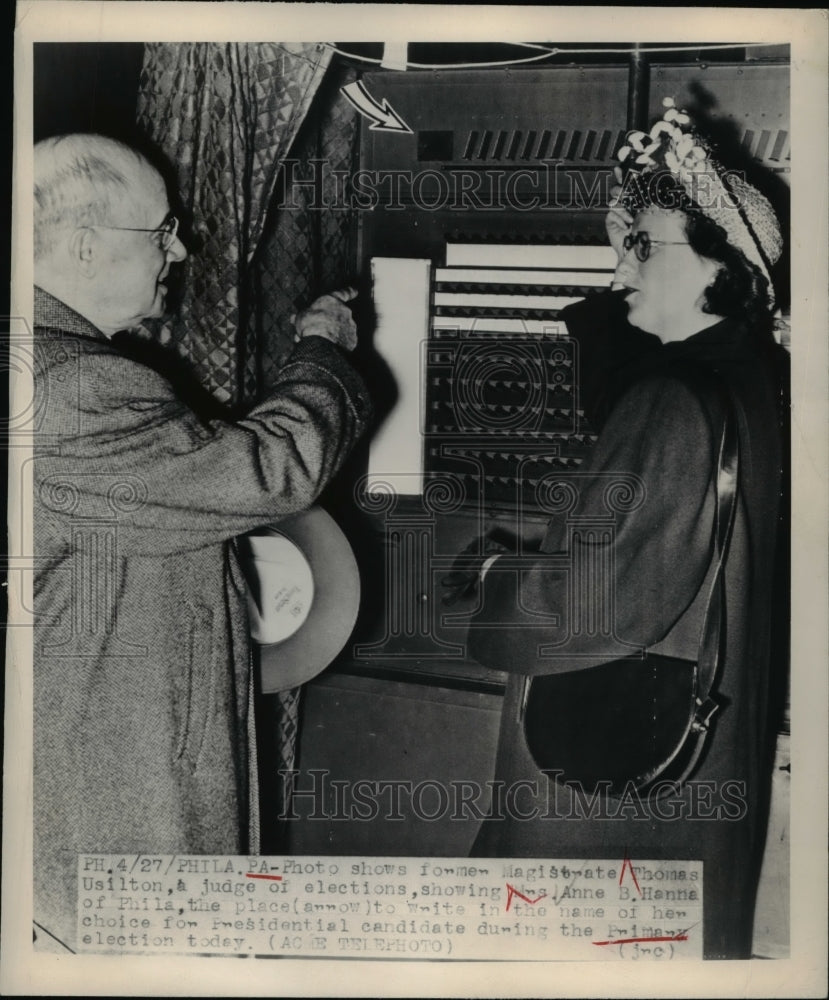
[465,101,789,960]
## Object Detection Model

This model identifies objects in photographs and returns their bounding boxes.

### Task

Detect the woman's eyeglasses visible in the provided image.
[623,231,690,263]
[93,215,180,251]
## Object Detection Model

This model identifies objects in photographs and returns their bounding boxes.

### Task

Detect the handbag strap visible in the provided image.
[691,379,740,729]
[633,380,740,790]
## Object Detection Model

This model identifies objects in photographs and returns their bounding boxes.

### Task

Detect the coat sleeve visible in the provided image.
[467,374,720,674]
[35,335,372,555]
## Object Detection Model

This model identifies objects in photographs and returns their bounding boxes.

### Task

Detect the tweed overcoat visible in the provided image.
[32,287,371,950]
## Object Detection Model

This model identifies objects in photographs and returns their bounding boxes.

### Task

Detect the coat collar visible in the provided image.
[34,286,108,341]
[654,316,777,368]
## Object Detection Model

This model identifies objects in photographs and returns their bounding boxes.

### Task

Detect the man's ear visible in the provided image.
[68,227,99,278]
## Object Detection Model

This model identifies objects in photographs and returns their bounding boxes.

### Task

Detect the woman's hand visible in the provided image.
[441,531,514,606]
[606,166,633,263]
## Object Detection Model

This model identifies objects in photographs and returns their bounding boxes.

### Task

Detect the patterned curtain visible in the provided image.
[136,42,333,405]
[135,44,359,849]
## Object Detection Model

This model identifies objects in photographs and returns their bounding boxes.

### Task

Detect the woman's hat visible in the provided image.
[238,507,361,693]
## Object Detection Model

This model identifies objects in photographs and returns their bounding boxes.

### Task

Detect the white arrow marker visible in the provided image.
[341,79,413,134]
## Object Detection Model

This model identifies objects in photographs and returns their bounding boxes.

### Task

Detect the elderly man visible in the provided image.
[32,134,370,951]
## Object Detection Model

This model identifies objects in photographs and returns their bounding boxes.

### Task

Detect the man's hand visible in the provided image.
[292,288,358,352]
[606,166,633,263]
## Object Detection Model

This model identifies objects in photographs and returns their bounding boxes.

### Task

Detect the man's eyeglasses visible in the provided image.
[622,231,690,263]
[94,215,180,251]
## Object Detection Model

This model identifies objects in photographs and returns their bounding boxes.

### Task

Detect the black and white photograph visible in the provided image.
[3,4,827,997]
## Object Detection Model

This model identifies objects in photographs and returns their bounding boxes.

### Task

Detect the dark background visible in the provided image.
[33,42,146,142]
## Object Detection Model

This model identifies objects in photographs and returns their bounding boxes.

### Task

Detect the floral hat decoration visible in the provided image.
[616,98,783,309]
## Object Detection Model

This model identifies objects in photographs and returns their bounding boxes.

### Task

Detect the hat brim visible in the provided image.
[241,507,361,694]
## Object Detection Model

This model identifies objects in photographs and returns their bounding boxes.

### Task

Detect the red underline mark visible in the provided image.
[505,883,547,911]
[245,873,283,880]
[594,934,688,946]
[619,849,642,897]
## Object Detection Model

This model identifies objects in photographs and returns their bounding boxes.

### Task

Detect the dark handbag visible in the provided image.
[522,388,739,797]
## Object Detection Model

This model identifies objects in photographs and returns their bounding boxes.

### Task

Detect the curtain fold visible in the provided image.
[249,59,360,393]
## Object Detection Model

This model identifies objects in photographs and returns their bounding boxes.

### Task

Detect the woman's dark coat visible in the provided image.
[468,292,789,959]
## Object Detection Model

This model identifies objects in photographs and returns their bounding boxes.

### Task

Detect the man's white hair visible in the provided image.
[34,134,153,260]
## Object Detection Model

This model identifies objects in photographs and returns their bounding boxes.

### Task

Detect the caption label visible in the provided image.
[77,855,702,960]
